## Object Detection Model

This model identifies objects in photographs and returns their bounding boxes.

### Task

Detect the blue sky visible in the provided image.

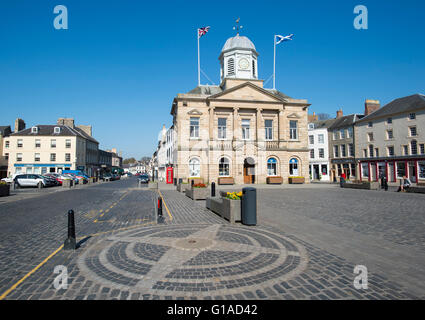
[0,0,424,159]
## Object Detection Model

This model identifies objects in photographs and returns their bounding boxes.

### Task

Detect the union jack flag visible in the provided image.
[198,26,210,38]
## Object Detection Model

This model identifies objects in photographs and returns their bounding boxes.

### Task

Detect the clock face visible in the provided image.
[238,58,249,70]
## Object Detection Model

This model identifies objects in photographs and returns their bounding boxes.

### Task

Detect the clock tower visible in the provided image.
[219,34,259,82]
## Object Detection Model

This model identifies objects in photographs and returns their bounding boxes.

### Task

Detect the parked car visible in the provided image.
[103,173,112,181]
[41,175,59,186]
[14,174,53,188]
[138,174,149,183]
[44,173,62,186]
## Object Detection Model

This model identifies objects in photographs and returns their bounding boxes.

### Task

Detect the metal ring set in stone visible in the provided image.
[78,224,308,297]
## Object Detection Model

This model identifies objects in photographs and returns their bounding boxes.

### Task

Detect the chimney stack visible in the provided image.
[336,109,343,118]
[364,99,380,116]
[57,118,75,128]
[77,125,92,137]
[14,118,26,133]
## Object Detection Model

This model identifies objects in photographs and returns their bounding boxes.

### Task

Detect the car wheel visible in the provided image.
[38,182,43,189]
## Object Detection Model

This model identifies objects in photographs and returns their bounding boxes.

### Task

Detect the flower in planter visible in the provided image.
[226,191,242,200]
[0,181,6,185]
[193,183,207,188]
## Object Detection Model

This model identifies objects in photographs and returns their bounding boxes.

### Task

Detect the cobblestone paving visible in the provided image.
[1,182,424,300]
[257,188,425,249]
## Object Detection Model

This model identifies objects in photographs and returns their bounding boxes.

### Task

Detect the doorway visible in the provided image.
[313,164,320,180]
[243,158,255,184]
[409,162,417,183]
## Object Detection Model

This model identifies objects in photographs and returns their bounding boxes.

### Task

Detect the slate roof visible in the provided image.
[186,85,292,100]
[0,126,11,136]
[329,114,364,130]
[310,118,337,129]
[357,94,425,123]
[11,125,99,143]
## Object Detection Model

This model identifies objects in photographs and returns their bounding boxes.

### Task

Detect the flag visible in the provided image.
[198,26,210,38]
[275,34,294,45]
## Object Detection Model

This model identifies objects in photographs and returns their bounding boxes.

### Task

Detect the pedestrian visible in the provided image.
[403,176,412,191]
[340,172,346,187]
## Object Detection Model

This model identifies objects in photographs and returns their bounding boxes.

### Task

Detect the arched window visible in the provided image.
[267,158,277,176]
[219,157,230,176]
[289,158,299,176]
[411,140,418,155]
[227,58,235,76]
[189,158,200,177]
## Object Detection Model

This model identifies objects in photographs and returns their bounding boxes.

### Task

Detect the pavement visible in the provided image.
[0,178,424,300]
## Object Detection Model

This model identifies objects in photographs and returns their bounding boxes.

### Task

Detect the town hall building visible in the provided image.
[170,33,310,184]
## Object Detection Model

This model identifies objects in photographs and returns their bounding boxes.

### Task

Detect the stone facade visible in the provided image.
[170,35,310,185]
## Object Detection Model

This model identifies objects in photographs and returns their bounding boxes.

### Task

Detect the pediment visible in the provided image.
[287,113,301,119]
[208,82,283,103]
[187,109,203,115]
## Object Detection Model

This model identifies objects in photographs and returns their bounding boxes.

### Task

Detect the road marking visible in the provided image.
[92,190,131,222]
[0,244,64,300]
[157,189,173,221]
[0,219,156,300]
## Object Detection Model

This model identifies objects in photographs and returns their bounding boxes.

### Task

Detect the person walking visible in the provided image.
[340,172,346,187]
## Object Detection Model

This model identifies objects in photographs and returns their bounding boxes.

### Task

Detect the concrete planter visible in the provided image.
[148,182,158,189]
[406,187,425,194]
[185,187,209,200]
[342,181,379,190]
[177,183,188,192]
[0,184,10,197]
[288,177,305,184]
[62,180,74,188]
[267,176,283,184]
[206,197,241,224]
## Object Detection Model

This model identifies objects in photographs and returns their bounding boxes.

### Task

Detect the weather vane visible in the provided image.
[233,18,243,35]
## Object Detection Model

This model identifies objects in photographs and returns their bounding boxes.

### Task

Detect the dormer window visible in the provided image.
[31,126,38,133]
[54,127,61,134]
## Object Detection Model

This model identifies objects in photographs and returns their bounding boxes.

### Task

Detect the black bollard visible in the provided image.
[191,179,194,188]
[64,210,76,250]
[211,182,216,197]
[174,178,177,186]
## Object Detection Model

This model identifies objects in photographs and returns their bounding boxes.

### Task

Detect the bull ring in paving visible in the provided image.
[78,224,308,297]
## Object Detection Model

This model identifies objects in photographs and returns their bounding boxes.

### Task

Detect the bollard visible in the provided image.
[241,187,257,226]
[174,178,177,186]
[211,182,216,197]
[157,197,163,217]
[191,179,194,188]
[64,210,76,250]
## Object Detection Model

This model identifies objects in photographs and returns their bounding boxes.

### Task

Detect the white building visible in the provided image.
[308,119,335,181]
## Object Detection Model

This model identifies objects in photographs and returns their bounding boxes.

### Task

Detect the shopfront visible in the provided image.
[359,158,425,184]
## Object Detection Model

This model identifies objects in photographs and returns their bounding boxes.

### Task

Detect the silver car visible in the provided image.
[14,174,50,188]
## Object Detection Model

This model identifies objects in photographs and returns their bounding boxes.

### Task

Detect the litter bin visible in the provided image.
[242,187,257,226]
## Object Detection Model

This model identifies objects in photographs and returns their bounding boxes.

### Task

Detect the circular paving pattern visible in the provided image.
[77,224,308,297]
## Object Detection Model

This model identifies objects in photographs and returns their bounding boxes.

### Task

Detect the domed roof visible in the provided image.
[221,35,256,53]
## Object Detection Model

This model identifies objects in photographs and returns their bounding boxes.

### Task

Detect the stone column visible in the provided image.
[233,108,239,141]
[278,108,285,149]
[209,107,215,140]
[233,107,239,183]
[256,108,263,142]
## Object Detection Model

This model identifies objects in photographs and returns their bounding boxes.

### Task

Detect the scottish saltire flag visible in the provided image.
[198,26,210,38]
[275,34,294,44]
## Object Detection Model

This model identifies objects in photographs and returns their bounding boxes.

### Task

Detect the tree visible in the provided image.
[123,157,137,165]
[140,156,151,165]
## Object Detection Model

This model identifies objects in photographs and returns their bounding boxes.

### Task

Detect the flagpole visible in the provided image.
[197,29,200,87]
[273,35,276,90]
